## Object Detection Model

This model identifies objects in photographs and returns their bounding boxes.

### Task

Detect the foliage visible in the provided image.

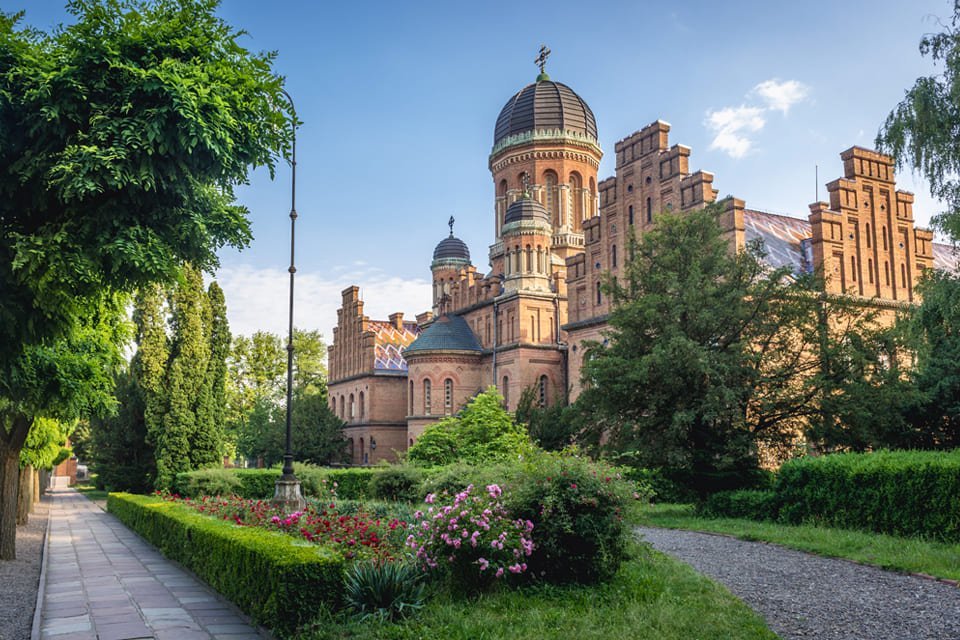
[642,503,960,583]
[19,417,72,470]
[515,386,583,451]
[297,546,777,640]
[90,368,155,492]
[877,1,960,240]
[368,465,426,502]
[108,492,343,637]
[177,468,243,498]
[900,270,960,448]
[406,484,534,591]
[228,330,344,466]
[773,449,960,541]
[407,388,534,466]
[172,466,378,500]
[699,490,779,521]
[504,452,641,584]
[344,561,426,622]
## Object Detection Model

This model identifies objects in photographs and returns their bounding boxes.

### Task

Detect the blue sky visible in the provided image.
[19,0,953,338]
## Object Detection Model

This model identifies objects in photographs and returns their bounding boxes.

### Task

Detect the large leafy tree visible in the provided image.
[0,0,289,558]
[578,205,895,494]
[877,1,960,240]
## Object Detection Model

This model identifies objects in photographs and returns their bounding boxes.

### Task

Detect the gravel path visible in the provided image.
[0,498,49,640]
[638,526,960,640]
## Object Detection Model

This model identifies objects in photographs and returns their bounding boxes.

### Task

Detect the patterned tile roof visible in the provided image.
[744,209,812,274]
[745,209,958,276]
[369,320,420,371]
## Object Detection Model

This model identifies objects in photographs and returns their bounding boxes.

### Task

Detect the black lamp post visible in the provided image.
[272,87,305,512]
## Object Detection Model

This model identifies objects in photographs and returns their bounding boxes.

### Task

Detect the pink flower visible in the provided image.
[425,493,435,504]
[486,484,502,498]
[496,567,504,578]
[478,557,489,571]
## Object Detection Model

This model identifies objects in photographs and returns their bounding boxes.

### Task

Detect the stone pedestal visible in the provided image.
[272,478,305,513]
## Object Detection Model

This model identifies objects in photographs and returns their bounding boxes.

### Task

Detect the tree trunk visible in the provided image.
[0,414,33,561]
[33,468,40,505]
[16,466,31,526]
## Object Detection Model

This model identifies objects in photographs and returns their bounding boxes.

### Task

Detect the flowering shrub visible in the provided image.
[157,490,409,562]
[406,484,534,590]
[505,452,641,584]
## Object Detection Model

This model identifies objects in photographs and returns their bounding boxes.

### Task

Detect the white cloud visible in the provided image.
[752,79,810,115]
[705,105,766,159]
[214,264,432,342]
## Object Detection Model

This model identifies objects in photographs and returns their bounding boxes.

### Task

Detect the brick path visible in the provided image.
[35,488,267,640]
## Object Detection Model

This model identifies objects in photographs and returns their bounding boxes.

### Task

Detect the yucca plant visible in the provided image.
[344,560,426,621]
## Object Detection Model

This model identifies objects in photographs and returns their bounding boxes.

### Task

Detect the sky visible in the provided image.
[18,0,955,341]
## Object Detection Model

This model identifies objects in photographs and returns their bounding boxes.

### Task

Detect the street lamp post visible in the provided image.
[272,88,306,513]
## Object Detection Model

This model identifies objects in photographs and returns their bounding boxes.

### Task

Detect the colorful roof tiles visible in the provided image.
[369,320,420,371]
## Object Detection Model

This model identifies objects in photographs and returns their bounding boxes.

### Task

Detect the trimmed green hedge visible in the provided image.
[172,466,378,500]
[107,493,344,636]
[774,450,960,541]
[700,490,778,521]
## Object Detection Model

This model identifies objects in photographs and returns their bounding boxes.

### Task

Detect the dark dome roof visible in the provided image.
[404,315,482,356]
[504,197,550,225]
[494,78,597,146]
[433,235,470,262]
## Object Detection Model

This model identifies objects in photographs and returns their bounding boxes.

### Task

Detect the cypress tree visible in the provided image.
[156,265,210,489]
[192,281,230,466]
[135,284,169,488]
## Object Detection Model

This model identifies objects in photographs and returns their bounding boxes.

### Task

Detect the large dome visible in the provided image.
[493,77,598,146]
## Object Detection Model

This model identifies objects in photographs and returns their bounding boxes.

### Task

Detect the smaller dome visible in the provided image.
[404,315,482,356]
[504,197,550,225]
[433,235,470,262]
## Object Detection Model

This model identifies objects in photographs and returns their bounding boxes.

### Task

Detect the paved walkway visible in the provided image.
[36,488,266,640]
[639,526,960,640]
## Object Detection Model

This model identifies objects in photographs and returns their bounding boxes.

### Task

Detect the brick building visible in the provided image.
[327,59,955,465]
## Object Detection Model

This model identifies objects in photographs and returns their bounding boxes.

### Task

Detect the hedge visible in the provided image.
[172,466,378,500]
[774,449,960,541]
[699,489,778,521]
[107,493,344,636]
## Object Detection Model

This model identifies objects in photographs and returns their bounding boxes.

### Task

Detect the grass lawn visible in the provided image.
[74,478,109,503]
[296,544,776,640]
[641,503,960,582]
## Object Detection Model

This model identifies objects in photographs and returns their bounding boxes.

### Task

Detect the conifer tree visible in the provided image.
[135,284,169,487]
[156,265,210,489]
[193,281,230,466]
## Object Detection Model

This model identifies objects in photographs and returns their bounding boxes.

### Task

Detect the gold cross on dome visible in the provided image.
[535,45,551,74]
[448,215,455,236]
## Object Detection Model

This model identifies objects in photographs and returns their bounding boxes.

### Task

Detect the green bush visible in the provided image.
[174,468,243,498]
[418,462,521,497]
[107,493,344,637]
[505,452,640,584]
[700,490,778,520]
[368,465,425,502]
[774,449,960,541]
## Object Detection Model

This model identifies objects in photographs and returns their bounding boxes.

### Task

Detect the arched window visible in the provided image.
[628,205,634,225]
[882,226,888,250]
[502,375,510,406]
[498,179,508,196]
[570,172,583,221]
[423,379,432,415]
[530,315,536,343]
[359,391,365,420]
[339,395,345,419]
[901,263,907,287]
[349,393,355,420]
[526,245,533,272]
[514,248,521,273]
[444,378,453,415]
[646,197,652,223]
[409,381,414,415]
[866,223,872,248]
[544,170,559,226]
[612,244,618,268]
[596,281,602,305]
[538,375,548,408]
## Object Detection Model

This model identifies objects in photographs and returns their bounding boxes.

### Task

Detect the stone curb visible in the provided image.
[30,496,52,640]
[638,523,960,590]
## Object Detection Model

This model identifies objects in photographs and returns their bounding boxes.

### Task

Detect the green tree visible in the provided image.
[877,2,960,240]
[0,0,289,558]
[900,270,960,447]
[408,388,534,466]
[202,282,231,459]
[89,369,154,492]
[578,205,811,494]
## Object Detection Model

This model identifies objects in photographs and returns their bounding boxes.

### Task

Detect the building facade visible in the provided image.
[327,59,953,465]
